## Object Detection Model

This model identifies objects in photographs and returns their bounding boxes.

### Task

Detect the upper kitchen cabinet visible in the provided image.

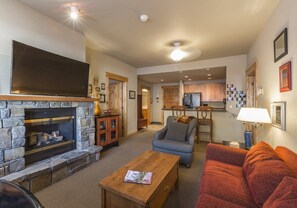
[184,83,226,102]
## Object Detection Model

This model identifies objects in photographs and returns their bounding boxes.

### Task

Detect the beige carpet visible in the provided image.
[35,125,207,208]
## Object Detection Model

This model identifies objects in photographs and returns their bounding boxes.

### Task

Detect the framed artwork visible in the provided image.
[88,85,92,97]
[279,61,291,92]
[101,83,105,90]
[95,87,100,93]
[129,90,136,99]
[100,94,105,103]
[274,28,288,62]
[271,101,286,130]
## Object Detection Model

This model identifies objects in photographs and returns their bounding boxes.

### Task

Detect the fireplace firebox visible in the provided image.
[24,108,76,165]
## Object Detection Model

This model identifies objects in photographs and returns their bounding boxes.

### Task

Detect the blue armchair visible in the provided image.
[152,116,197,167]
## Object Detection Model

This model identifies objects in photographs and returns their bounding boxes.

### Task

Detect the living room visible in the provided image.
[1,0,297,207]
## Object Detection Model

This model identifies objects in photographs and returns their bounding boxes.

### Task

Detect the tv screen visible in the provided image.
[11,40,89,97]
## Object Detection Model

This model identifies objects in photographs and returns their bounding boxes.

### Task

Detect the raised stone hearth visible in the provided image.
[0,97,102,192]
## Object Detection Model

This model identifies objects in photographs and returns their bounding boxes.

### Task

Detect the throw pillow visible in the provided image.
[164,122,188,142]
[275,146,297,176]
[263,176,297,208]
[243,142,295,207]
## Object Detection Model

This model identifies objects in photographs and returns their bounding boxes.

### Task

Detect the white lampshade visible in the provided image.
[237,107,271,124]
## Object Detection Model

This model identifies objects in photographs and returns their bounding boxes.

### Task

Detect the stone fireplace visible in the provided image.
[0,97,102,192]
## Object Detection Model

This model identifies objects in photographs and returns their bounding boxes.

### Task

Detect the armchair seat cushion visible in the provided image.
[164,122,188,142]
[152,139,193,153]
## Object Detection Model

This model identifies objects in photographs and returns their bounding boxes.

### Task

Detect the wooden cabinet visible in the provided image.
[184,83,226,101]
[95,115,119,148]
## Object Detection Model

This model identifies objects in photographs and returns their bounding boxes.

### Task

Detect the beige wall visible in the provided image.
[0,0,85,94]
[247,0,297,151]
[86,48,138,135]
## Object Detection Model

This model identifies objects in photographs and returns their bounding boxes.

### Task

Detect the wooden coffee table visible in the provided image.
[98,150,180,208]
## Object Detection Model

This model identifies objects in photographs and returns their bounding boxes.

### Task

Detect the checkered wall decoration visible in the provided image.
[226,84,246,108]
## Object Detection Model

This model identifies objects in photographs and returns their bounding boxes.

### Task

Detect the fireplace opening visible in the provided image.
[24,108,76,165]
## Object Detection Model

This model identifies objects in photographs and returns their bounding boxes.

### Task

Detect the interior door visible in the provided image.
[141,87,151,125]
[109,81,123,137]
[162,86,179,108]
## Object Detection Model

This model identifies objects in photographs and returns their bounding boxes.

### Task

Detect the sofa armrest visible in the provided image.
[206,143,248,166]
[154,127,167,140]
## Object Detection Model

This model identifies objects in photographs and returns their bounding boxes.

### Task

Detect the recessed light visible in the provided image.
[208,77,212,80]
[188,79,192,81]
[185,75,188,78]
[70,6,79,20]
[207,74,212,76]
[206,68,210,71]
[140,14,149,22]
[161,79,164,82]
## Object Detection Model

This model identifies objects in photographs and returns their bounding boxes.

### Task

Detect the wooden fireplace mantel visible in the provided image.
[0,95,99,102]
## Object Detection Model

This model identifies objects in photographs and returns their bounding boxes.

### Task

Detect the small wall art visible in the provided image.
[279,61,291,92]
[271,101,286,130]
[274,28,288,62]
[129,90,136,99]
[88,84,92,97]
[100,94,105,103]
[226,84,246,108]
[101,83,106,90]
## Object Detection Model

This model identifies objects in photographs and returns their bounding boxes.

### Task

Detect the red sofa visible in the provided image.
[196,142,297,208]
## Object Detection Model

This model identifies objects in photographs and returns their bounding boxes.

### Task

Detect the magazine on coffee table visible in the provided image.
[124,170,153,185]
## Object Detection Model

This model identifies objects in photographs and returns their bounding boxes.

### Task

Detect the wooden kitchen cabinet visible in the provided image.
[95,115,119,148]
[184,83,226,101]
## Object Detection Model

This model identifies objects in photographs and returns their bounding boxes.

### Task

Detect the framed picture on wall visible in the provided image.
[100,94,105,103]
[129,90,136,99]
[274,28,288,62]
[101,83,106,90]
[88,85,92,97]
[279,61,291,92]
[271,101,286,130]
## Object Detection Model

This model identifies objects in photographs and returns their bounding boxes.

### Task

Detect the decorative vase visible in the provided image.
[94,101,101,116]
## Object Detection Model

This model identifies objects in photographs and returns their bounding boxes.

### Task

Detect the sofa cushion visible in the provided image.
[152,139,193,153]
[199,160,255,207]
[196,193,246,208]
[263,176,297,208]
[164,122,188,142]
[275,146,297,176]
[243,142,295,207]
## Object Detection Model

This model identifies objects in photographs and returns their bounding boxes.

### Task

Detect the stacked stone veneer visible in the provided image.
[0,100,102,192]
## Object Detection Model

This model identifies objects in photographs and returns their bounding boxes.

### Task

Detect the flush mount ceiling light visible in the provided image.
[70,6,79,20]
[170,42,187,62]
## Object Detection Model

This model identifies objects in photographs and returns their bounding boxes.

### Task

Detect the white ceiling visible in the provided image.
[17,0,279,68]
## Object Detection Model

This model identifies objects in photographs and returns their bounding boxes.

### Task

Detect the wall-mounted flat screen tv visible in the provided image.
[11,40,89,97]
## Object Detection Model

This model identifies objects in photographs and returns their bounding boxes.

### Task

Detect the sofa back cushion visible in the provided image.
[164,122,188,142]
[275,146,297,176]
[243,142,295,207]
[263,176,297,208]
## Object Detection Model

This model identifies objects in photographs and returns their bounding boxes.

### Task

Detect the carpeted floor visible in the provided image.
[35,125,207,208]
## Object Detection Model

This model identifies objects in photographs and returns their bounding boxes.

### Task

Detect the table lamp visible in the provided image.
[237,107,271,149]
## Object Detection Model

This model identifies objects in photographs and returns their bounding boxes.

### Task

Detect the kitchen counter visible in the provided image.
[162,107,226,112]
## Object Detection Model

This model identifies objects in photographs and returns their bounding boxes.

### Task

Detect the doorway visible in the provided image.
[141,87,151,125]
[106,72,128,137]
[246,62,257,107]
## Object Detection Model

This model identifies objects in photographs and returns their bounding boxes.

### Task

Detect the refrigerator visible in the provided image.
[183,93,201,109]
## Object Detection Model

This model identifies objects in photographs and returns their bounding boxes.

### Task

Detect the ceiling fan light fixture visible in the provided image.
[170,42,187,62]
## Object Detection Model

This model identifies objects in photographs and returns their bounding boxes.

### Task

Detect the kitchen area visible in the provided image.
[138,65,245,143]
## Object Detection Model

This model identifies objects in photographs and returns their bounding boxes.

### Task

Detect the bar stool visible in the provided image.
[195,106,213,143]
[171,105,186,117]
